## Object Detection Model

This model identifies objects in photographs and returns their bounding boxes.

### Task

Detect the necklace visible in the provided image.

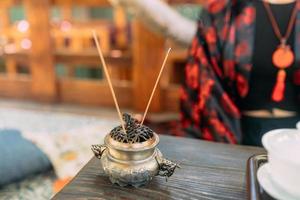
[263,0,298,102]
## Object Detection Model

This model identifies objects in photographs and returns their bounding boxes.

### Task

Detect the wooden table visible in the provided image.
[53,135,265,200]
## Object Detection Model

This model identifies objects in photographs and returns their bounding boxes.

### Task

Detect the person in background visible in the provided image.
[180,0,300,146]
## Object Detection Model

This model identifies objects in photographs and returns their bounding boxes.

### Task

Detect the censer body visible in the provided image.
[91,114,178,187]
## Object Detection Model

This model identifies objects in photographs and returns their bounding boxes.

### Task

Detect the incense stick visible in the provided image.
[92,30,126,134]
[141,48,171,125]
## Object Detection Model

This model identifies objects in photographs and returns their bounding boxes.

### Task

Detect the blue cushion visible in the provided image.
[0,129,52,186]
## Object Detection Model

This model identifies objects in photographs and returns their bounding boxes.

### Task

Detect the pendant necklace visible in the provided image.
[263,0,298,102]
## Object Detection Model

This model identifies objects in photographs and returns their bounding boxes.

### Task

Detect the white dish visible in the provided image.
[262,129,300,195]
[257,163,299,200]
[297,121,300,130]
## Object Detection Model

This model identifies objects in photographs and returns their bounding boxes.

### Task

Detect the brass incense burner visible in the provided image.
[91,114,178,187]
[92,32,175,187]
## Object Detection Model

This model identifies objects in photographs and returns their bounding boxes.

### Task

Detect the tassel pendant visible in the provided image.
[272,69,286,102]
[271,42,294,102]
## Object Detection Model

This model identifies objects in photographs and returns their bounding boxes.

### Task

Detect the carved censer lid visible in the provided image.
[105,113,159,151]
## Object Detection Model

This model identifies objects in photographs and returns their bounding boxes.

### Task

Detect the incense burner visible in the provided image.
[91,114,178,187]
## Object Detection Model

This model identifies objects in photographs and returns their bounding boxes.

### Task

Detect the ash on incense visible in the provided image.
[110,113,154,143]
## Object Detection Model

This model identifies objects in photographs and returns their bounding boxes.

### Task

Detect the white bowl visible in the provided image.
[262,129,300,196]
[297,121,300,129]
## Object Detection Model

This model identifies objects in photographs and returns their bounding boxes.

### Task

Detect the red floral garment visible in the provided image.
[180,0,300,143]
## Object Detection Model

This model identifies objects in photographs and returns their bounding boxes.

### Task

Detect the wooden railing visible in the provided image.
[0,0,203,112]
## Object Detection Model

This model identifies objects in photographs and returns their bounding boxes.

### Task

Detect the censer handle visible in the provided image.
[156,154,180,180]
[91,144,107,159]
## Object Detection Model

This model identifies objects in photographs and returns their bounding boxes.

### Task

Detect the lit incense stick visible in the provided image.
[141,48,171,125]
[92,30,126,134]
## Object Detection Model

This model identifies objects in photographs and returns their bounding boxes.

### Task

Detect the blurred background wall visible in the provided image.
[0,0,203,113]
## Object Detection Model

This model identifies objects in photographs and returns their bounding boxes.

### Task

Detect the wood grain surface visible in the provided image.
[53,135,265,200]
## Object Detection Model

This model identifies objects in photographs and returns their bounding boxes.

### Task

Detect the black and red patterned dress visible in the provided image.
[180,0,300,144]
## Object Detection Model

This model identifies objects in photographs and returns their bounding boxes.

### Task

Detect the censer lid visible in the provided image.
[105,113,159,151]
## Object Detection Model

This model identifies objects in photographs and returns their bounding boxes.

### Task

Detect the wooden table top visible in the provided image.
[53,135,265,200]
